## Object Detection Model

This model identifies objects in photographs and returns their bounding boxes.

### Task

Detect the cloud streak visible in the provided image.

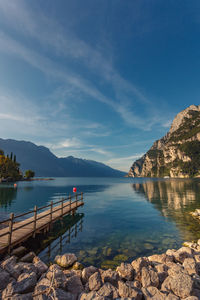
[0,0,171,131]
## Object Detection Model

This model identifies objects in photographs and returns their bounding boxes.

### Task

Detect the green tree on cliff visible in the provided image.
[0,150,21,180]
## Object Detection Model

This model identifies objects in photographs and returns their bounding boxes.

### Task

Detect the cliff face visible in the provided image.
[128,105,200,178]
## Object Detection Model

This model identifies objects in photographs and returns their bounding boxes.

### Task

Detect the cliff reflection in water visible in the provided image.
[132,179,200,241]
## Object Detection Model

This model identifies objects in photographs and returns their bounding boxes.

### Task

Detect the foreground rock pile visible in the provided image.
[1,243,200,299]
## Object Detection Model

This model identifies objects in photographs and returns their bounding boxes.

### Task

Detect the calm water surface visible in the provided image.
[0,177,200,268]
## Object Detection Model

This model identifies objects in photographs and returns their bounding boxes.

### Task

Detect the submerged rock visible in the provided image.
[89,272,102,291]
[55,253,77,268]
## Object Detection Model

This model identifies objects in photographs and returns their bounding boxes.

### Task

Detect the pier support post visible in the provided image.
[8,213,14,254]
[61,198,64,218]
[50,201,53,223]
[69,194,71,213]
[33,206,37,238]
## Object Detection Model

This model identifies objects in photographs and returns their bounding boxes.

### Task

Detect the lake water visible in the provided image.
[1,177,200,269]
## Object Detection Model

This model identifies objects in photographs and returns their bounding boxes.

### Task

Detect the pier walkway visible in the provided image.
[0,193,84,254]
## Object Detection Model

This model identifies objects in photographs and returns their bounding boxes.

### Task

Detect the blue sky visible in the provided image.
[0,0,200,171]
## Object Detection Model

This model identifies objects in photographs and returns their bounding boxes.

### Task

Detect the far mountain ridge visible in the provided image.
[128,105,200,178]
[0,138,125,177]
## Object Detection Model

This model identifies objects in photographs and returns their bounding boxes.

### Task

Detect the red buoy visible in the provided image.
[73,187,77,193]
[14,183,17,188]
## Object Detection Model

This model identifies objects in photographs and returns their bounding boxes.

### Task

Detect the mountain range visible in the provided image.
[129,105,200,178]
[0,138,125,177]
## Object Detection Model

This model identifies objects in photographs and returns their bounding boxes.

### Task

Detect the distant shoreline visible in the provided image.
[0,177,54,183]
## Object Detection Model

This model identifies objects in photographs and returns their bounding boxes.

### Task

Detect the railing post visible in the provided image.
[81,192,83,203]
[76,193,78,207]
[61,198,64,217]
[8,213,14,254]
[33,205,37,238]
[50,201,53,223]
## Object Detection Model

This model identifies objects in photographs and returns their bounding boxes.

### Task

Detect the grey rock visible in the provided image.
[174,247,193,264]
[17,262,37,276]
[167,272,193,298]
[11,246,27,257]
[192,288,200,299]
[84,282,90,293]
[2,272,37,298]
[131,257,149,281]
[154,263,168,285]
[118,280,142,299]
[0,266,12,289]
[50,288,77,300]
[192,274,200,290]
[183,257,199,275]
[33,257,48,277]
[46,264,67,290]
[148,254,173,265]
[166,293,180,300]
[141,266,159,288]
[184,297,199,300]
[20,252,36,263]
[34,278,50,295]
[116,262,134,281]
[101,269,119,287]
[63,269,78,278]
[79,291,106,300]
[142,286,165,299]
[15,271,37,293]
[89,272,102,291]
[1,256,20,279]
[5,293,33,300]
[72,261,84,270]
[55,253,77,268]
[161,276,172,293]
[97,282,119,298]
[66,274,84,294]
[82,266,98,284]
[168,264,186,277]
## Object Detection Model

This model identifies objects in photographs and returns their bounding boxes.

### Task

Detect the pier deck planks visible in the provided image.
[0,197,84,253]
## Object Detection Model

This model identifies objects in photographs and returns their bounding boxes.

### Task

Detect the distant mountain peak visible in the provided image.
[169,104,200,134]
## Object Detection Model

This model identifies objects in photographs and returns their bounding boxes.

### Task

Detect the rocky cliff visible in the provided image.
[128,105,200,178]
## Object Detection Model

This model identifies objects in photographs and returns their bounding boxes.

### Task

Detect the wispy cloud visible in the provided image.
[0,0,171,131]
[105,154,144,172]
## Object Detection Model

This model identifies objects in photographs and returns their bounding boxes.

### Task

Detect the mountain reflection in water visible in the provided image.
[132,179,200,241]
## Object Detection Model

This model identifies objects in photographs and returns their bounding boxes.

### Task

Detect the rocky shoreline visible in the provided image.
[1,242,200,299]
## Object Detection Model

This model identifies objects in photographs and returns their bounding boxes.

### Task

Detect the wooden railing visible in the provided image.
[0,192,84,253]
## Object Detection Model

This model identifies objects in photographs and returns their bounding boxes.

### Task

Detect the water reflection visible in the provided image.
[25,213,84,264]
[132,179,200,241]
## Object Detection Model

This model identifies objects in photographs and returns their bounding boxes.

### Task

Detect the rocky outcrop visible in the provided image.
[129,105,200,178]
[1,242,200,299]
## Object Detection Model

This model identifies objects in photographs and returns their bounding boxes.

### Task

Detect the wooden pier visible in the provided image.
[0,192,84,254]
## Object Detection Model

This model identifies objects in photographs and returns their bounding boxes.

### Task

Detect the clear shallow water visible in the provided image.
[1,177,200,269]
